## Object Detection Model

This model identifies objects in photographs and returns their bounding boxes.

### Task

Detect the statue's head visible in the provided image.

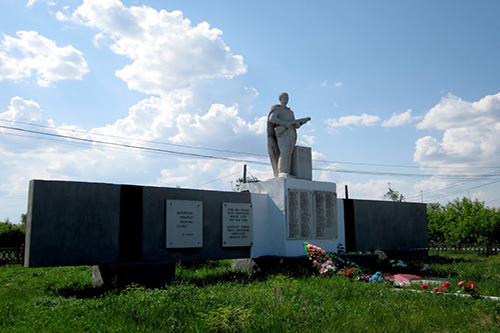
[278,92,289,105]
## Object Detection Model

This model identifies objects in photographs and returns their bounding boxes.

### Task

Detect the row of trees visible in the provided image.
[427,197,500,244]
[383,186,500,244]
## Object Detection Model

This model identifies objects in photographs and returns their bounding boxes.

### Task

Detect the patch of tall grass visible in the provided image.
[1,253,500,332]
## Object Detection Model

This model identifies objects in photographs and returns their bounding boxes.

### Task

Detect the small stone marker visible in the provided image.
[166,199,203,248]
[222,202,253,247]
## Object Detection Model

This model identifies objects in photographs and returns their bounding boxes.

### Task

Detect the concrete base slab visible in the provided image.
[93,263,175,289]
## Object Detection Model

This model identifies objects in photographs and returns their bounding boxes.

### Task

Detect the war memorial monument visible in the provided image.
[24,92,427,288]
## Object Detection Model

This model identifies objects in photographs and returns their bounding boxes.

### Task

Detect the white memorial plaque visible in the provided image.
[314,191,337,239]
[222,203,253,247]
[166,200,203,248]
[287,189,314,239]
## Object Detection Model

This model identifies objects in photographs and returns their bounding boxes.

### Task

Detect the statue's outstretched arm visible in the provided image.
[268,110,295,128]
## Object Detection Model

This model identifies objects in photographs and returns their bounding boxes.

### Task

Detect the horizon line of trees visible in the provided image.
[427,197,500,244]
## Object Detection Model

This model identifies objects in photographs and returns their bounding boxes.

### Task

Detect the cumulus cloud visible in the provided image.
[417,93,500,130]
[58,0,246,95]
[300,134,315,146]
[325,113,380,130]
[0,31,89,87]
[0,97,44,123]
[169,103,265,145]
[382,109,416,127]
[414,93,500,167]
[0,1,263,221]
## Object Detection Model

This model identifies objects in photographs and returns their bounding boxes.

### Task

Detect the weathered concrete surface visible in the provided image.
[25,180,121,267]
[25,180,252,268]
[346,200,428,252]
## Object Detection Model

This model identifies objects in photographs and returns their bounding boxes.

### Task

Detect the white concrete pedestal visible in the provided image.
[241,178,345,258]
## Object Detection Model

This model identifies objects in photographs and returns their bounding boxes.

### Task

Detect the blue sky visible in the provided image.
[1,0,500,222]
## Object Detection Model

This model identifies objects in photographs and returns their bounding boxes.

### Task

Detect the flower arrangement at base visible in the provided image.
[369,272,384,283]
[337,267,357,279]
[433,281,450,293]
[458,280,481,298]
[304,242,360,277]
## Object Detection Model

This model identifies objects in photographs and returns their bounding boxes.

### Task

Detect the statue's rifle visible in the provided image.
[274,117,311,136]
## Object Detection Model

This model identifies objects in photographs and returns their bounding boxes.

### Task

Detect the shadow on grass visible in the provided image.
[49,285,112,299]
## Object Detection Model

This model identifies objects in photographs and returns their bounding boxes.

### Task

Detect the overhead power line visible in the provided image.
[1,123,499,181]
[0,124,269,165]
[0,118,265,157]
[2,118,499,170]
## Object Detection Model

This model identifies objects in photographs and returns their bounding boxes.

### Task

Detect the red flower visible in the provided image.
[421,284,429,289]
[469,281,480,290]
[458,280,465,286]
[433,287,440,292]
[442,282,450,288]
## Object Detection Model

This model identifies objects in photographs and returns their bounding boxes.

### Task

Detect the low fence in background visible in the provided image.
[429,242,500,256]
[0,245,24,265]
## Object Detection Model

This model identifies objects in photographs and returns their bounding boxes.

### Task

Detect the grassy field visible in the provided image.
[1,252,500,332]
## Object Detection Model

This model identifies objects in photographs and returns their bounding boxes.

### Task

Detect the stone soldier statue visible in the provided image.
[267,92,310,178]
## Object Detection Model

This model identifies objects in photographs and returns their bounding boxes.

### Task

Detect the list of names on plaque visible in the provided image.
[165,199,203,248]
[287,190,314,239]
[315,191,337,239]
[222,202,253,247]
[287,190,300,239]
[300,191,313,237]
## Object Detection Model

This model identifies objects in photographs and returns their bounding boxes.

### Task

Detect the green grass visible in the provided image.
[1,253,500,332]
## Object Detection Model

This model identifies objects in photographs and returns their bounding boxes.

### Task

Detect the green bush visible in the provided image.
[428,198,500,244]
[0,218,25,247]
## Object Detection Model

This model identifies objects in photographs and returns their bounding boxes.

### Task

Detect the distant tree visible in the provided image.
[383,186,405,202]
[427,203,447,242]
[427,197,500,244]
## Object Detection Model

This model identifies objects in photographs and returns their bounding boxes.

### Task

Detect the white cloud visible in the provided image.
[26,0,38,8]
[414,92,500,167]
[300,134,315,146]
[59,0,246,95]
[382,109,416,127]
[417,93,500,130]
[0,2,262,221]
[0,31,89,87]
[169,103,265,145]
[321,80,342,88]
[0,97,43,123]
[325,113,380,130]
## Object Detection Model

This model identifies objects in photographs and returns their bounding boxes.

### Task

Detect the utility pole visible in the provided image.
[243,164,247,183]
